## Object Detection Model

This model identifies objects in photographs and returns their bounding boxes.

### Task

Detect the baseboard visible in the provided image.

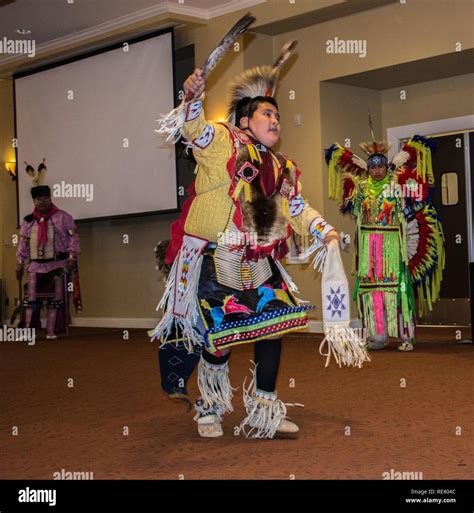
[4,318,48,328]
[70,317,158,329]
[307,319,362,333]
[4,317,364,332]
[69,317,363,332]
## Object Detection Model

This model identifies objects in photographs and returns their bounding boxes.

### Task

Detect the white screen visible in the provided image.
[15,31,177,220]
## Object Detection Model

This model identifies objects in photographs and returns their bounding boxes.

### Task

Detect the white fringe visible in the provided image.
[183,139,201,154]
[198,358,235,414]
[319,325,371,368]
[299,237,328,273]
[148,253,204,353]
[274,260,298,293]
[406,218,420,260]
[155,102,186,144]
[237,362,301,439]
[274,260,309,305]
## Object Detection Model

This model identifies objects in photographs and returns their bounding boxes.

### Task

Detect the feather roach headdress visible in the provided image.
[227,40,297,124]
[359,112,392,167]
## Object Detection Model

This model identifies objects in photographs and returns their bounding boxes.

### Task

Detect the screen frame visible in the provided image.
[13,26,180,225]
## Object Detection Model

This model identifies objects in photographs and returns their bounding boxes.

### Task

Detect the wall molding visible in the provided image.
[70,317,158,329]
[387,115,474,160]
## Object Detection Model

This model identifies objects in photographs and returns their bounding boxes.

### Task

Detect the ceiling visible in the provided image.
[0,0,263,47]
[0,0,266,75]
[253,0,395,35]
[0,0,433,79]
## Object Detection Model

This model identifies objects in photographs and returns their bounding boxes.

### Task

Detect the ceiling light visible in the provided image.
[16,29,32,35]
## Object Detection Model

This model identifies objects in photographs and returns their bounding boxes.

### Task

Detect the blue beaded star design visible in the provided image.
[326,286,346,318]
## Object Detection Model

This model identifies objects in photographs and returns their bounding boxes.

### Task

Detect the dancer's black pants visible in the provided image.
[202,338,282,393]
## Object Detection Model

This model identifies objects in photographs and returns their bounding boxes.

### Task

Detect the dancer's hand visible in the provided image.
[324,230,339,246]
[16,263,24,281]
[183,68,206,100]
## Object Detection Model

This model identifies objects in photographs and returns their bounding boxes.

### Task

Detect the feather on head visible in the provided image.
[360,111,391,165]
[359,141,392,157]
[227,40,297,124]
[25,158,47,187]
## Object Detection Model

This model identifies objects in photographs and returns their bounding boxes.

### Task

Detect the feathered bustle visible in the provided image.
[411,135,436,153]
[325,144,339,164]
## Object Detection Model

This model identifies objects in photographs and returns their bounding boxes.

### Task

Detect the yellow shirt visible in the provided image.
[181,99,326,242]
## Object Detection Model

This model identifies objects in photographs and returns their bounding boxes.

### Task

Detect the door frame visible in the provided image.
[387,116,474,327]
[387,115,474,263]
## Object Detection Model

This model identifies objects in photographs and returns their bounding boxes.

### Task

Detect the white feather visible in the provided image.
[352,154,368,171]
[391,150,410,169]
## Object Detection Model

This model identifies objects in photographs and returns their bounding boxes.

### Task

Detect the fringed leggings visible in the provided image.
[202,337,282,393]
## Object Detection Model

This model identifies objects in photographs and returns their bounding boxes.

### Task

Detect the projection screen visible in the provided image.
[15,30,177,221]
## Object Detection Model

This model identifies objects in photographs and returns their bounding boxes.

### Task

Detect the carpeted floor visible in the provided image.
[0,327,472,480]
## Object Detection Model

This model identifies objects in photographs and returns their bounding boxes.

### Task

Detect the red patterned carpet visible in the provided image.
[0,327,472,480]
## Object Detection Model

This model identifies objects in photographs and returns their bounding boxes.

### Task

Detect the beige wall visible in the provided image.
[269,0,473,317]
[0,0,472,322]
[0,73,180,319]
[273,0,473,210]
[382,73,474,131]
[319,82,383,312]
[77,213,178,318]
[318,74,474,315]
[0,78,17,316]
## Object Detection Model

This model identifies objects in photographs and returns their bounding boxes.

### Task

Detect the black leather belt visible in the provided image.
[203,242,217,256]
[360,225,399,232]
[31,252,69,263]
